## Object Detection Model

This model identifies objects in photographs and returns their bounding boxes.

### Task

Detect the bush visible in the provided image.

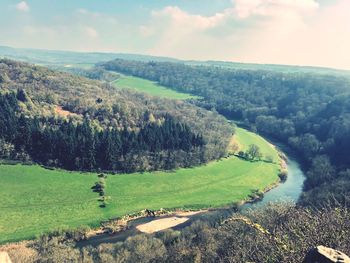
[278,170,288,182]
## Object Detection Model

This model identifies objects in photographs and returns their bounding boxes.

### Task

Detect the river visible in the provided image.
[77,150,306,247]
[240,155,305,211]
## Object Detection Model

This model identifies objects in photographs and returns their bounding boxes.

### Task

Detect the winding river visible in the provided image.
[77,148,306,247]
[241,154,305,211]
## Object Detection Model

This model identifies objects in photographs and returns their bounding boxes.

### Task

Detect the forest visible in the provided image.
[0,91,204,172]
[102,59,350,206]
[0,59,232,172]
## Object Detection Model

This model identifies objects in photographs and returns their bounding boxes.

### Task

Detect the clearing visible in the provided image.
[234,127,279,162]
[112,76,199,100]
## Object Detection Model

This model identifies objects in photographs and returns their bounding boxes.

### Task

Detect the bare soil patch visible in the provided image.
[136,210,205,234]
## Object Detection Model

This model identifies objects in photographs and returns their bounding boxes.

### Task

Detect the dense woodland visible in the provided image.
[102,59,350,206]
[0,59,232,172]
[0,92,204,171]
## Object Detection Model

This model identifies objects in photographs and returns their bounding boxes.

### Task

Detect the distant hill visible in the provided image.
[186,60,350,77]
[0,46,179,67]
[1,45,349,77]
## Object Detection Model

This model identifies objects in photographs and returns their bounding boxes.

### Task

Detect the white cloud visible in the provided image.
[16,1,29,12]
[83,27,98,38]
[138,0,350,70]
[4,1,350,70]
[76,8,103,19]
[233,0,319,19]
[152,6,227,30]
[141,0,319,51]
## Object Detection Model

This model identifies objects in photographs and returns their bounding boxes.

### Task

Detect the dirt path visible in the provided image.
[77,210,215,247]
[136,211,204,234]
[0,252,12,263]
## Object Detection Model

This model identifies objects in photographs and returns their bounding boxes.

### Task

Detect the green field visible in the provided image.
[235,127,279,162]
[112,76,199,100]
[0,128,280,244]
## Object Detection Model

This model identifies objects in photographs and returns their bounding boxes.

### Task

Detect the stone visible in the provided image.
[303,245,350,263]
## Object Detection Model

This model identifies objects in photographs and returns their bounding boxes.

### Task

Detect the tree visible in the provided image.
[305,155,335,190]
[16,89,28,102]
[0,140,15,159]
[246,144,262,160]
[230,141,240,154]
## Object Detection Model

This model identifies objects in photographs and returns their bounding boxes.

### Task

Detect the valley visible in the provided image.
[0,125,282,244]
[0,45,349,262]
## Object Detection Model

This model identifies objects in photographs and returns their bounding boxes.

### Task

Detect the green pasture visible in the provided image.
[112,76,199,100]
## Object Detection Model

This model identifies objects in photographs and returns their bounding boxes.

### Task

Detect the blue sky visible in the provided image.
[1,0,349,70]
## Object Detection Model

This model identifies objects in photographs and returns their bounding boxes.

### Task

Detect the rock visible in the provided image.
[303,245,350,263]
[0,252,12,263]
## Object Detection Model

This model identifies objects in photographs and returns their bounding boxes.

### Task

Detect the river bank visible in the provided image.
[0,125,297,248]
[76,149,305,247]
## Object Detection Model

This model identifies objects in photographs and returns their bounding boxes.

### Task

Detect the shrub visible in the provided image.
[278,170,288,182]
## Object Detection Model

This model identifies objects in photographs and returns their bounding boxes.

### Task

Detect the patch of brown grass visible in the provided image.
[0,242,37,263]
[54,106,78,118]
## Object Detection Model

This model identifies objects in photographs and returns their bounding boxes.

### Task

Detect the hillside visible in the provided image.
[0,46,179,67]
[2,46,350,77]
[0,59,232,172]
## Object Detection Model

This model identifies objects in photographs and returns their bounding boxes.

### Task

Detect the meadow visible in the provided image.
[0,127,280,244]
[112,76,199,100]
[234,127,279,162]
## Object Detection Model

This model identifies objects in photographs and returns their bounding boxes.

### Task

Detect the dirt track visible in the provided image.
[136,211,204,233]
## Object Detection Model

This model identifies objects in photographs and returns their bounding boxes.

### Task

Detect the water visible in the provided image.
[240,155,305,211]
[77,152,306,247]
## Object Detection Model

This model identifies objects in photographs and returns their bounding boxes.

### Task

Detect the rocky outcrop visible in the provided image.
[303,246,350,263]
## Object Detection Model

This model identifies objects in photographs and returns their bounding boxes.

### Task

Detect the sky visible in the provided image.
[1,0,349,70]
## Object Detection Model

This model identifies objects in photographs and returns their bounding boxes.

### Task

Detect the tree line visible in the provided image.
[0,91,204,172]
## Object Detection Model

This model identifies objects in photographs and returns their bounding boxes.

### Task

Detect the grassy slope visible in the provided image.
[112,76,199,100]
[0,166,103,243]
[0,128,279,244]
[235,127,279,162]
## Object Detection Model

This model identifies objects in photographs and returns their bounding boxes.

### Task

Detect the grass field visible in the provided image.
[234,127,279,162]
[0,127,280,244]
[112,76,199,100]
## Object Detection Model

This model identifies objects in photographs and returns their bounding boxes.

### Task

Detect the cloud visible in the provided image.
[9,8,127,53]
[84,26,98,38]
[141,0,319,49]
[16,1,29,12]
[76,8,103,19]
[151,6,227,30]
[138,0,350,70]
[233,0,319,19]
[3,0,350,70]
